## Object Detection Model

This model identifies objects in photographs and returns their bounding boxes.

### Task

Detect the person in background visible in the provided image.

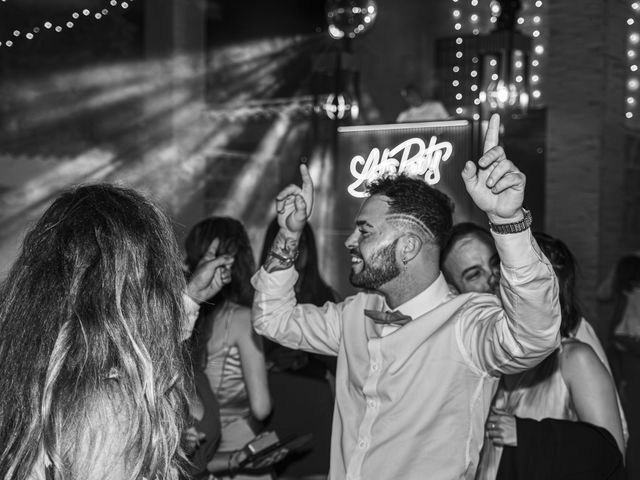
[441,223,626,395]
[441,222,500,295]
[606,254,640,479]
[259,219,337,480]
[396,82,449,123]
[251,114,561,479]
[474,232,625,479]
[0,184,196,480]
[185,217,272,480]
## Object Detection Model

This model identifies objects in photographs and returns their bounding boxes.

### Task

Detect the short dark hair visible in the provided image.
[440,222,493,267]
[367,174,453,250]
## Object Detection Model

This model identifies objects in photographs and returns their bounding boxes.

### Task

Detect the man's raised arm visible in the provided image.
[459,113,561,374]
[251,164,341,356]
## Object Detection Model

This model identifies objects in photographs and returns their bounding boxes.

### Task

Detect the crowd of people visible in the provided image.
[0,113,637,480]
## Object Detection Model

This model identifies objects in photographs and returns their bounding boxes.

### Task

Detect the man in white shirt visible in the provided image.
[251,114,561,479]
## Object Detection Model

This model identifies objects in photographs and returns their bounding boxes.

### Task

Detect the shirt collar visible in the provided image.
[390,272,452,319]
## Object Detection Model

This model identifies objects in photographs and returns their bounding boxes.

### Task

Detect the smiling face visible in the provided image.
[344,195,403,291]
[442,233,500,294]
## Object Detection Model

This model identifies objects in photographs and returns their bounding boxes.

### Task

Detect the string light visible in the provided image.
[449,0,488,117]
[626,1,640,124]
[444,0,547,113]
[1,0,136,48]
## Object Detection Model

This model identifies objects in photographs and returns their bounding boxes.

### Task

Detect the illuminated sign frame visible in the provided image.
[340,120,469,198]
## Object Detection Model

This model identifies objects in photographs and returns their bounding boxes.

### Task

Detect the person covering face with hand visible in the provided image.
[251,114,561,480]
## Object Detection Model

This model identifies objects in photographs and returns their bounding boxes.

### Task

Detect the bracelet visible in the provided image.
[489,208,532,235]
[268,248,299,267]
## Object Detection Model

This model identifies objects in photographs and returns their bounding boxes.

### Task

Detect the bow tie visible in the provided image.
[364,309,413,326]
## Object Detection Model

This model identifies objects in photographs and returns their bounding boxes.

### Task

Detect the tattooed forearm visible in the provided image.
[264,229,300,273]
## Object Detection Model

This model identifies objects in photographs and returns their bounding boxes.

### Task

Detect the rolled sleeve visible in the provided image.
[457,229,561,375]
[251,267,342,356]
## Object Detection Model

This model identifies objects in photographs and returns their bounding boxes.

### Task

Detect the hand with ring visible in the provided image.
[485,409,518,447]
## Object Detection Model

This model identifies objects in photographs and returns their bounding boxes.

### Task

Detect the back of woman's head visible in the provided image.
[184,216,255,307]
[534,231,582,337]
[0,183,188,480]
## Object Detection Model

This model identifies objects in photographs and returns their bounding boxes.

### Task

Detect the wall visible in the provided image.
[545,0,638,333]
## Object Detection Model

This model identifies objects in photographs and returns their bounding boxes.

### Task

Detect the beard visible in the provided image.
[349,238,401,290]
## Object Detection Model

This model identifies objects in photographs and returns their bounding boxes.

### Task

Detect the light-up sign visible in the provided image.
[347,136,453,198]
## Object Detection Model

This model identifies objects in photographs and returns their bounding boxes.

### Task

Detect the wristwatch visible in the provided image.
[489,208,532,234]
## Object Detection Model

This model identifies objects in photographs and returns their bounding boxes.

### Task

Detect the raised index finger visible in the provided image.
[483,113,501,154]
[300,163,314,195]
[200,237,220,263]
[299,163,314,214]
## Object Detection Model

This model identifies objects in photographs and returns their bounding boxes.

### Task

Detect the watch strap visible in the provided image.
[489,208,533,234]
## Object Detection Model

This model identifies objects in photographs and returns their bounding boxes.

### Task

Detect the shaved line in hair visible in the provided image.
[385,214,434,242]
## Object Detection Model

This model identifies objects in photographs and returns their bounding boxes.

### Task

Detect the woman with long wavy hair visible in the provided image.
[0,184,192,480]
[185,216,271,480]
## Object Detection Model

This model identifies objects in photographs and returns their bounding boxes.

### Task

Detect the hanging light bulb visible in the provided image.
[326,0,378,40]
[483,79,528,112]
[316,92,359,120]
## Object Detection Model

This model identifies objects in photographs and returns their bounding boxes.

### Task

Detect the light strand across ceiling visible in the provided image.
[0,0,135,48]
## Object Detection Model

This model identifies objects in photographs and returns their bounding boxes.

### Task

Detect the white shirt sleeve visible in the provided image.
[457,229,562,376]
[251,267,343,355]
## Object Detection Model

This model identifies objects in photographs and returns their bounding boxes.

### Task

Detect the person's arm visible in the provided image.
[561,341,625,455]
[574,318,629,445]
[251,164,343,355]
[181,238,234,340]
[233,306,271,420]
[458,114,561,374]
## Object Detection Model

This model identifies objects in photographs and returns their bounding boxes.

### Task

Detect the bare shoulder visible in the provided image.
[559,339,605,376]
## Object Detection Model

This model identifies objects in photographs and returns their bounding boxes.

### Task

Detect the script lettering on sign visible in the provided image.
[347,136,454,198]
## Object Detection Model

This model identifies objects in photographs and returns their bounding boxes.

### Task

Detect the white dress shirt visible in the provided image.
[251,229,560,480]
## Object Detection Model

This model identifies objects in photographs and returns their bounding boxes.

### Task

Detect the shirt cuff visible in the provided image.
[251,266,299,294]
[491,228,545,269]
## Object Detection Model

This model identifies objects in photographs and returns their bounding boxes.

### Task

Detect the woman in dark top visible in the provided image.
[259,219,338,480]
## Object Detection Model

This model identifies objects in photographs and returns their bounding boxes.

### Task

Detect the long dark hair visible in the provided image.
[0,184,189,480]
[533,232,582,338]
[184,216,255,308]
[610,254,640,334]
[185,217,256,370]
[259,218,335,306]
